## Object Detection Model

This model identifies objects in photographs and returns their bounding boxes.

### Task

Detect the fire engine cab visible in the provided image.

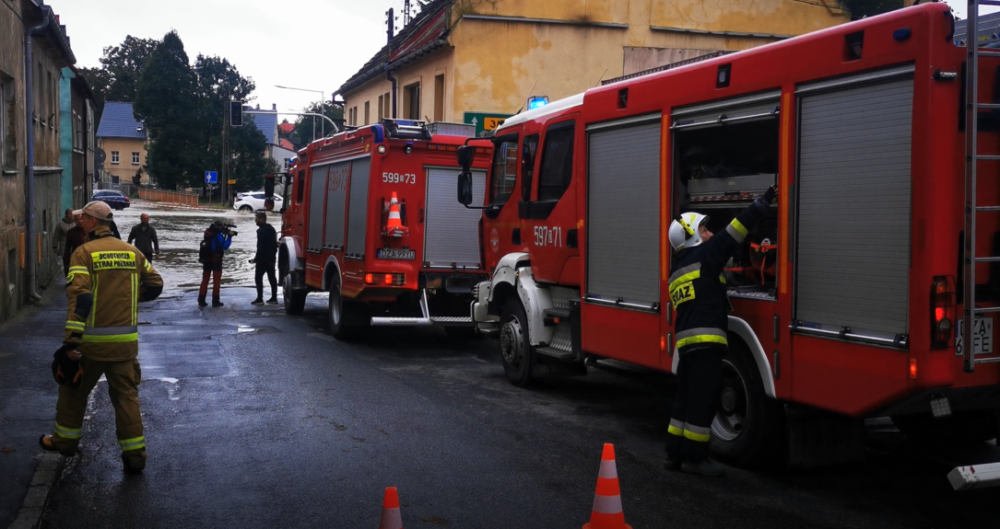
[458,4,1000,466]
[280,119,492,339]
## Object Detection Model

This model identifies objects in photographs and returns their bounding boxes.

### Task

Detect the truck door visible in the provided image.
[518,116,580,285]
[482,132,527,271]
[580,114,664,367]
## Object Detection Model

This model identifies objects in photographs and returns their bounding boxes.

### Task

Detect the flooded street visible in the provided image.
[112,201,281,293]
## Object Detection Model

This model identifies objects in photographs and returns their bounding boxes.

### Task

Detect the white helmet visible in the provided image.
[669,212,709,251]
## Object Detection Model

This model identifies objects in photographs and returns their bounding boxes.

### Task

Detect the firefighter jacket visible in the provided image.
[669,198,771,353]
[64,225,164,362]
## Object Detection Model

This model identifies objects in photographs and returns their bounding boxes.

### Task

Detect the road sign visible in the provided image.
[464,112,513,137]
[205,171,218,184]
[227,179,236,185]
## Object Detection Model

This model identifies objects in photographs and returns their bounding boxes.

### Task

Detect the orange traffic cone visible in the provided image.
[385,192,409,237]
[378,487,403,529]
[583,444,632,529]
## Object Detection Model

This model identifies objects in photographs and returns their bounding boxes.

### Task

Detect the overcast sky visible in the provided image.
[50,0,408,120]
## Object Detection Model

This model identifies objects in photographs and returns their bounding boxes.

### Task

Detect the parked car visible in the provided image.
[93,190,130,210]
[233,192,281,212]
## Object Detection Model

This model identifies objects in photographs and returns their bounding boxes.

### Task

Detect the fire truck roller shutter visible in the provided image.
[425,168,486,269]
[323,162,351,249]
[346,158,372,258]
[586,115,662,309]
[795,71,914,340]
[307,165,330,252]
[670,90,781,131]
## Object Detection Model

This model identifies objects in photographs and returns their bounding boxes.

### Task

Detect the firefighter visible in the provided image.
[664,186,776,477]
[39,201,163,473]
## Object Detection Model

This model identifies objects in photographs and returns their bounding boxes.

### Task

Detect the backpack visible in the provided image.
[198,230,215,264]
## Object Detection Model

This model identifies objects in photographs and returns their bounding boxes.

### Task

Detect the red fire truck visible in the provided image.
[279,120,492,339]
[457,3,1000,466]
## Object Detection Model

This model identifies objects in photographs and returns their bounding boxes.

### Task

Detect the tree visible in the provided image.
[190,54,257,186]
[134,32,201,190]
[839,0,904,19]
[230,116,278,192]
[291,101,343,147]
[80,36,158,118]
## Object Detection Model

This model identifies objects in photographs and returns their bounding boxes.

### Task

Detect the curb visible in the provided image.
[8,452,64,529]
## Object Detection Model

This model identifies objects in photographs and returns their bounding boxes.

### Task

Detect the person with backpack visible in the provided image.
[197,221,233,308]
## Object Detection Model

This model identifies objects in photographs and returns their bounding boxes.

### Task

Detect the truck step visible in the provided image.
[543,308,571,319]
[371,317,432,327]
[536,346,575,361]
[430,316,473,323]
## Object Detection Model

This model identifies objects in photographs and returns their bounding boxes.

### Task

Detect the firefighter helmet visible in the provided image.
[669,212,709,251]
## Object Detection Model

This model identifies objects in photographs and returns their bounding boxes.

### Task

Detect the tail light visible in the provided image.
[366,273,405,286]
[930,276,956,348]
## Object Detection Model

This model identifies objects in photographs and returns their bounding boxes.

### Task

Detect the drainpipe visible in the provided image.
[23,2,52,302]
[386,67,398,119]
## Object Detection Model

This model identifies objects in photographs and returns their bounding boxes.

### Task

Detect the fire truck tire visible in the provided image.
[711,342,785,466]
[499,298,534,387]
[891,410,999,445]
[283,273,306,316]
[329,283,369,341]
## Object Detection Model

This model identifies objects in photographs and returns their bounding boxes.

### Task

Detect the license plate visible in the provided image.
[956,318,994,356]
[376,248,415,260]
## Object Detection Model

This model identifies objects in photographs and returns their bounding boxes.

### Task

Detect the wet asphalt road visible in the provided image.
[3,202,998,528]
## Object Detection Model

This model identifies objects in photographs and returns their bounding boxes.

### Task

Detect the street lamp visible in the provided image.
[275,85,326,140]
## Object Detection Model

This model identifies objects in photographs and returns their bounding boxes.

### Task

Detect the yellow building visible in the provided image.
[337,0,850,135]
[96,101,149,187]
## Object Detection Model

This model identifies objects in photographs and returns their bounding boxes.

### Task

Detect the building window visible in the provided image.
[132,152,140,165]
[111,151,120,164]
[364,101,370,126]
[434,74,445,122]
[377,95,384,121]
[383,92,391,119]
[73,111,83,151]
[403,82,420,121]
[1,73,14,171]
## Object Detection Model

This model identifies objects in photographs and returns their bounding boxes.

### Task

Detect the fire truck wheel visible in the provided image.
[711,342,785,466]
[283,273,306,316]
[891,410,999,445]
[329,283,369,341]
[499,298,534,387]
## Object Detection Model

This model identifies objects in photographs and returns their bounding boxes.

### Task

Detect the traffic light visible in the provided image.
[264,174,275,198]
[230,101,243,127]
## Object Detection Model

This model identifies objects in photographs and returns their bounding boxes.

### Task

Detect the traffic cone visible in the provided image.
[385,193,409,237]
[583,444,632,529]
[377,487,403,529]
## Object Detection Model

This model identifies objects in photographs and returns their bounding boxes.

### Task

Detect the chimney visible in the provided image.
[273,103,277,111]
[387,8,395,44]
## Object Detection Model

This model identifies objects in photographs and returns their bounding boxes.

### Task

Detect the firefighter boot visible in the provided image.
[681,458,725,477]
[197,296,208,308]
[212,298,224,308]
[663,453,682,471]
[121,449,146,474]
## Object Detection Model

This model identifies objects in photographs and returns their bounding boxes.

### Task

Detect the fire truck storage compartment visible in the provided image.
[795,67,914,342]
[346,158,372,259]
[586,115,662,310]
[323,162,350,250]
[425,168,486,269]
[307,164,329,252]
[671,91,781,296]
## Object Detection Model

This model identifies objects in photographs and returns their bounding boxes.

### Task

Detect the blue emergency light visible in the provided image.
[527,96,549,110]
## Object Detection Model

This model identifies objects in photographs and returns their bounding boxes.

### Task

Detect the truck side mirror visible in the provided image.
[457,145,474,172]
[457,172,473,206]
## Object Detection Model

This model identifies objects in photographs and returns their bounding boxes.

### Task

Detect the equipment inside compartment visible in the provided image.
[672,111,780,297]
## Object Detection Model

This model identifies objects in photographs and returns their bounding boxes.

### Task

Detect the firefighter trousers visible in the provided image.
[665,345,726,462]
[51,357,146,466]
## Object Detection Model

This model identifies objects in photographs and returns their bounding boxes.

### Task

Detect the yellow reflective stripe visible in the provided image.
[719,274,726,284]
[54,423,82,439]
[119,436,145,451]
[89,277,98,327]
[668,424,684,437]
[676,334,729,348]
[131,273,138,325]
[65,321,86,332]
[144,261,151,272]
[68,266,89,274]
[730,219,748,238]
[82,333,138,343]
[683,429,711,442]
[669,270,701,292]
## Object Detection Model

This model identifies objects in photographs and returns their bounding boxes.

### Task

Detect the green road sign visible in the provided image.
[464,112,514,137]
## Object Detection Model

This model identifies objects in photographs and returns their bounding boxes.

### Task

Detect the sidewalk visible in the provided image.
[0,285,67,528]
